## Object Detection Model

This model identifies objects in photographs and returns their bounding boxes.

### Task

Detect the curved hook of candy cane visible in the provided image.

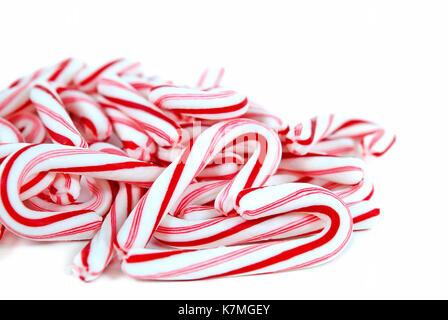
[0,143,163,241]
[26,178,114,218]
[97,75,182,147]
[241,101,289,133]
[6,112,46,144]
[286,114,396,157]
[154,208,322,249]
[0,117,24,143]
[0,58,84,117]
[117,118,281,252]
[97,96,157,161]
[156,176,375,248]
[30,82,88,148]
[147,85,249,120]
[58,88,112,143]
[121,183,353,280]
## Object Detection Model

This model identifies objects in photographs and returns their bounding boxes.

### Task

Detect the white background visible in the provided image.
[0,0,447,299]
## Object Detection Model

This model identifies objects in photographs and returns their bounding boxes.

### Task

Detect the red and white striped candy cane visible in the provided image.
[0,144,163,240]
[58,88,112,143]
[154,208,321,249]
[26,178,114,218]
[117,118,281,252]
[0,117,24,143]
[172,179,229,217]
[30,82,88,148]
[178,205,224,220]
[74,58,142,92]
[286,114,396,157]
[154,177,375,249]
[148,85,249,120]
[122,183,352,280]
[97,75,182,147]
[278,153,365,185]
[97,96,157,161]
[309,138,358,156]
[72,182,144,281]
[6,112,46,143]
[242,101,288,133]
[72,143,146,281]
[30,82,89,203]
[0,58,84,117]
[123,75,172,98]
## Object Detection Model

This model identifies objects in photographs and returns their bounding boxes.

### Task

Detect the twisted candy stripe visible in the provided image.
[74,58,141,92]
[0,117,23,143]
[98,96,157,161]
[98,75,182,147]
[59,88,112,143]
[6,112,46,143]
[122,183,352,280]
[0,144,163,240]
[0,57,395,282]
[0,58,84,117]
[30,82,88,148]
[278,153,365,185]
[148,85,249,120]
[154,177,376,249]
[72,144,145,281]
[117,119,281,252]
[286,114,396,157]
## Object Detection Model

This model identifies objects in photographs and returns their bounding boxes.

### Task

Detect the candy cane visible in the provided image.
[74,58,142,92]
[72,140,147,280]
[122,183,352,280]
[30,82,89,203]
[72,182,144,281]
[0,144,163,240]
[26,178,114,218]
[58,88,112,143]
[278,153,365,185]
[71,142,145,280]
[155,176,375,248]
[6,112,46,143]
[286,114,396,157]
[0,117,23,143]
[97,75,182,147]
[30,82,88,148]
[172,179,229,217]
[0,58,84,117]
[117,118,281,252]
[97,96,157,161]
[148,85,249,120]
[242,101,288,133]
[123,75,172,99]
[178,205,224,220]
[308,137,358,156]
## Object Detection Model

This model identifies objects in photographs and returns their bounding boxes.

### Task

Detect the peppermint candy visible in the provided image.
[0,58,395,282]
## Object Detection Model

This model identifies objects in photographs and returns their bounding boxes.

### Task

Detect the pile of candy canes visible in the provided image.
[0,58,395,281]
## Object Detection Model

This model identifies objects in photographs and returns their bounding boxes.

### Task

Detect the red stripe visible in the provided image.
[202,205,341,279]
[78,58,122,86]
[353,208,380,223]
[172,98,248,115]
